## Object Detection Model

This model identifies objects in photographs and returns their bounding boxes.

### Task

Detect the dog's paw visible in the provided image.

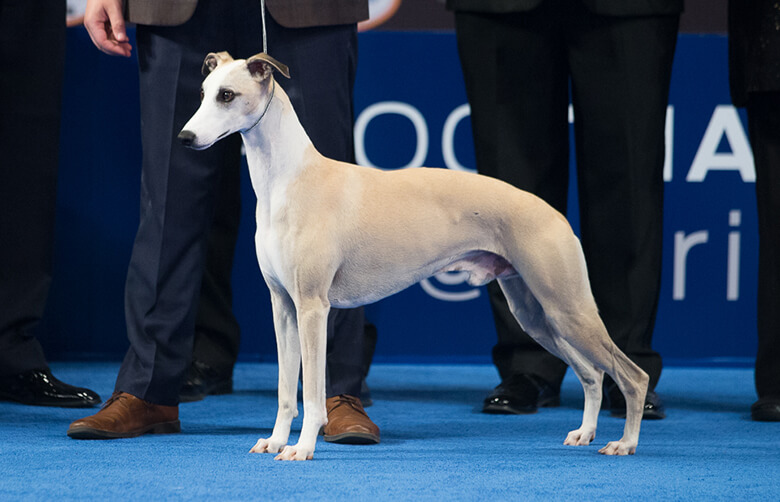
[598,440,636,456]
[274,444,313,461]
[249,437,285,454]
[564,427,596,446]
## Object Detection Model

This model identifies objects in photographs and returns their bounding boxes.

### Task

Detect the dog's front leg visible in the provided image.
[275,297,329,461]
[250,288,300,455]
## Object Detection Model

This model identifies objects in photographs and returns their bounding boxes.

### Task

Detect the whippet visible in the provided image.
[178,52,649,461]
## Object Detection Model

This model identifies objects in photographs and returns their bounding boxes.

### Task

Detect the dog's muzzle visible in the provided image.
[178,130,196,147]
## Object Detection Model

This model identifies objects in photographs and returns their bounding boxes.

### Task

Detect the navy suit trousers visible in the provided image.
[115,0,365,404]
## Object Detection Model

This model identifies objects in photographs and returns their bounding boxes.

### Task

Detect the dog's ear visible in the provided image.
[246,53,291,81]
[202,51,234,76]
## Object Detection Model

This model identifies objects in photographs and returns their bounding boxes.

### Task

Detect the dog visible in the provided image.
[178,52,649,461]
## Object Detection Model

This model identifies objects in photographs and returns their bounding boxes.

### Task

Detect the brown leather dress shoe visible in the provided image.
[322,394,380,444]
[67,392,180,439]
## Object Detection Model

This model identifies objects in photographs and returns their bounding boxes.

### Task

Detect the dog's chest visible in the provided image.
[252,205,316,288]
[253,223,289,282]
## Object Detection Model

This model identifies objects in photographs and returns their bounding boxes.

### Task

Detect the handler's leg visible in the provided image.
[568,9,679,418]
[454,7,570,411]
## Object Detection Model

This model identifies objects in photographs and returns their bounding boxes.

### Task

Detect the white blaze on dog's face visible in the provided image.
[178,51,290,150]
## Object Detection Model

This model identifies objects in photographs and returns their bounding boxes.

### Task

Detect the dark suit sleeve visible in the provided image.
[446,0,683,16]
[265,0,368,28]
[728,1,780,107]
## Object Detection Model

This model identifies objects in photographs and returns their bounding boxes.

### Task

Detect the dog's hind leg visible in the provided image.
[544,303,648,455]
[497,277,603,448]
[275,296,330,461]
[547,327,647,454]
[561,334,648,455]
[553,339,604,446]
[498,275,648,454]
[251,285,301,455]
[593,344,648,455]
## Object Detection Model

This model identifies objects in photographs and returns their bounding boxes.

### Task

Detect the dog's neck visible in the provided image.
[240,80,320,229]
[241,80,316,199]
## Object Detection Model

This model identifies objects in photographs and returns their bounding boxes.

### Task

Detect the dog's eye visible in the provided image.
[219,90,235,103]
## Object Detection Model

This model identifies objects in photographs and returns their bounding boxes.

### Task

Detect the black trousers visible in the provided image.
[454,2,679,389]
[0,0,65,375]
[747,92,780,399]
[115,0,366,405]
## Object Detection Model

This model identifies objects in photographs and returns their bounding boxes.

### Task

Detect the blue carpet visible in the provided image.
[1,363,778,500]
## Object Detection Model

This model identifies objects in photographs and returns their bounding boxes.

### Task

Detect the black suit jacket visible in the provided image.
[446,0,683,16]
[728,1,780,107]
[125,0,368,28]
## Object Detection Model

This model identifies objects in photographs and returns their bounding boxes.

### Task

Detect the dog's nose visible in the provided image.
[178,130,196,147]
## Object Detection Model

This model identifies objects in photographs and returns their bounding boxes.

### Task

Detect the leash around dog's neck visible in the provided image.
[244,0,271,134]
[244,79,275,133]
[261,0,268,55]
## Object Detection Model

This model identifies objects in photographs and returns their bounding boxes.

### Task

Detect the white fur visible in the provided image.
[180,52,649,461]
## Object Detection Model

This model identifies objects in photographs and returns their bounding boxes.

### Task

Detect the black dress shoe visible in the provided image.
[482,374,560,414]
[0,369,101,408]
[751,397,780,422]
[605,383,666,420]
[179,360,233,403]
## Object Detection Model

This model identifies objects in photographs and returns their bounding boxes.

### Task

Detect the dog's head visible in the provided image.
[178,51,290,150]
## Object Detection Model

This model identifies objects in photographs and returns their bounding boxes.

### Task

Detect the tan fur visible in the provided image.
[179,52,649,461]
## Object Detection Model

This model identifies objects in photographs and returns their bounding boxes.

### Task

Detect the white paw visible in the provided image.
[274,444,314,461]
[564,428,596,446]
[598,440,636,456]
[249,437,285,454]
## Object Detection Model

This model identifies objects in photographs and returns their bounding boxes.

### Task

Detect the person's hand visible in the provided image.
[84,0,132,57]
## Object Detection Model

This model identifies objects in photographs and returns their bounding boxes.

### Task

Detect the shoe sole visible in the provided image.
[67,420,181,440]
[0,394,101,409]
[609,409,667,420]
[482,404,537,415]
[482,396,560,415]
[752,413,780,422]
[179,381,233,403]
[322,432,380,445]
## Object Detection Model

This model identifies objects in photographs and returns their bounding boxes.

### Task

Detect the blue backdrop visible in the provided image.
[40,29,757,366]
